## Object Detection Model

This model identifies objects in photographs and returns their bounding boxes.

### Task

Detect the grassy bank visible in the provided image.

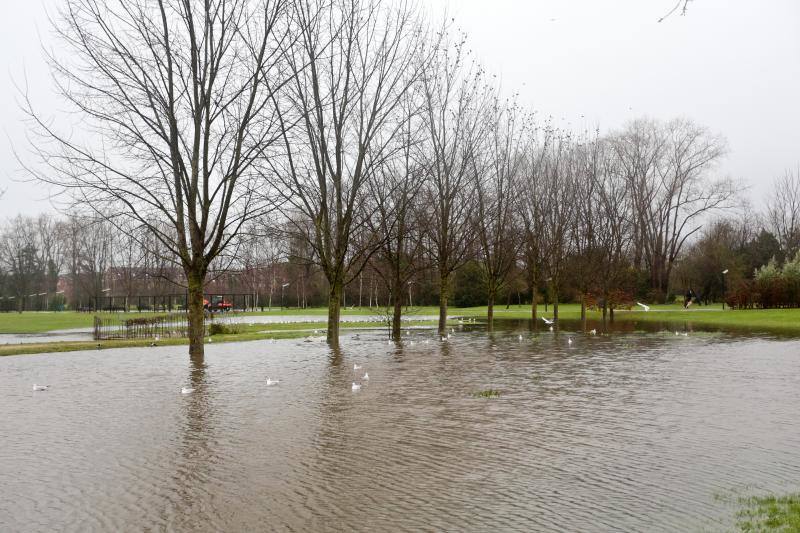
[2,304,800,338]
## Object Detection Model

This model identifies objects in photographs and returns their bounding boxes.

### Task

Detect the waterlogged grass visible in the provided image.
[3,303,800,337]
[473,389,501,398]
[737,493,800,532]
[0,319,442,357]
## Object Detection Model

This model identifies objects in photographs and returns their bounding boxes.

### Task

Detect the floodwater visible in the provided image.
[0,330,93,345]
[1,322,799,532]
[0,314,438,345]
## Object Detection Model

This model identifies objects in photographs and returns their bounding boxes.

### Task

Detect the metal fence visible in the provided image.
[93,313,203,340]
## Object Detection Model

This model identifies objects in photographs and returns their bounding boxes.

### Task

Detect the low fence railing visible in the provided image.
[93,313,204,341]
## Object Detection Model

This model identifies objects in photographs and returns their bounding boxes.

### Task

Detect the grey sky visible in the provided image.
[1,0,798,216]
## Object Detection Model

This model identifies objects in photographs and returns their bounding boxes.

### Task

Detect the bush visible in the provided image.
[207,322,241,335]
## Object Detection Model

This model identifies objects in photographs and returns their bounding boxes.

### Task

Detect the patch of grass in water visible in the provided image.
[736,493,800,532]
[473,389,501,398]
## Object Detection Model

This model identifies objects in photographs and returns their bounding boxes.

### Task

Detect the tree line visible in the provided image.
[16,0,793,357]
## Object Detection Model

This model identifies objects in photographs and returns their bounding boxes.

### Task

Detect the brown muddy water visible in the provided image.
[1,321,799,532]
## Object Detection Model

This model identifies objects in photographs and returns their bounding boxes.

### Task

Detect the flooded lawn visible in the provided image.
[1,322,799,531]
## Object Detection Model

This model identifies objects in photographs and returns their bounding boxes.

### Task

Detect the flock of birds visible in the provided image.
[33,304,687,394]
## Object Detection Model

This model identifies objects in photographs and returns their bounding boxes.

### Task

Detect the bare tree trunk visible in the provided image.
[187,271,205,359]
[327,282,342,347]
[391,267,403,340]
[552,280,559,320]
[580,293,586,330]
[529,268,538,326]
[438,271,449,336]
[602,297,608,331]
[487,290,495,333]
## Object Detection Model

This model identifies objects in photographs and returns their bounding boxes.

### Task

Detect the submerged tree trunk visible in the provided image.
[438,271,449,336]
[327,282,342,347]
[187,270,206,360]
[552,282,559,321]
[580,293,587,331]
[487,289,495,333]
[530,269,538,328]
[392,272,403,340]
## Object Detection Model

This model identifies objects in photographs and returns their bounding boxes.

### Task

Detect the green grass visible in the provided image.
[737,494,800,532]
[3,303,800,337]
[473,389,501,398]
[0,312,97,333]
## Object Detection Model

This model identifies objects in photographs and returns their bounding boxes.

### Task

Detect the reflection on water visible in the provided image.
[1,322,800,531]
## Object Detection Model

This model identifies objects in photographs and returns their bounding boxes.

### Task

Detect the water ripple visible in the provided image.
[1,327,799,531]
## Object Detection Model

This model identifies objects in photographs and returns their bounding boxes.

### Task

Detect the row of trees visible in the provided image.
[0,214,176,311]
[18,0,787,358]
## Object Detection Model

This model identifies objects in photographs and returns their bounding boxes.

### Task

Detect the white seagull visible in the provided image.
[636,302,650,312]
[32,384,48,392]
[363,373,369,381]
[589,329,597,335]
[518,334,523,341]
[541,317,554,326]
[353,364,362,371]
[181,387,195,394]
[266,378,281,386]
[568,337,573,345]
[352,382,362,391]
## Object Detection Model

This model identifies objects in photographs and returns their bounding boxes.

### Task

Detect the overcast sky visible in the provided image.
[1,0,798,217]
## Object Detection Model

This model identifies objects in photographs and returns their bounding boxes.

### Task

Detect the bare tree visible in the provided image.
[568,133,603,328]
[539,132,577,320]
[613,118,732,301]
[367,95,428,340]
[473,99,527,331]
[421,36,492,335]
[269,0,427,346]
[0,216,44,312]
[518,123,556,325]
[23,0,291,358]
[767,167,800,259]
[593,139,636,325]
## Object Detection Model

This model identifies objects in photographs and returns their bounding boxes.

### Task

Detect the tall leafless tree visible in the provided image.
[767,167,800,259]
[613,118,732,301]
[473,99,527,331]
[421,36,492,335]
[269,0,427,346]
[367,95,428,340]
[23,0,291,358]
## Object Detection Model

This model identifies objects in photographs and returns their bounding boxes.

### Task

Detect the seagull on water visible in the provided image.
[181,387,195,394]
[518,334,523,341]
[352,382,362,391]
[354,364,362,371]
[589,329,597,335]
[266,378,280,386]
[541,317,554,326]
[637,302,650,312]
[568,337,573,345]
[32,384,48,392]
[363,373,369,381]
